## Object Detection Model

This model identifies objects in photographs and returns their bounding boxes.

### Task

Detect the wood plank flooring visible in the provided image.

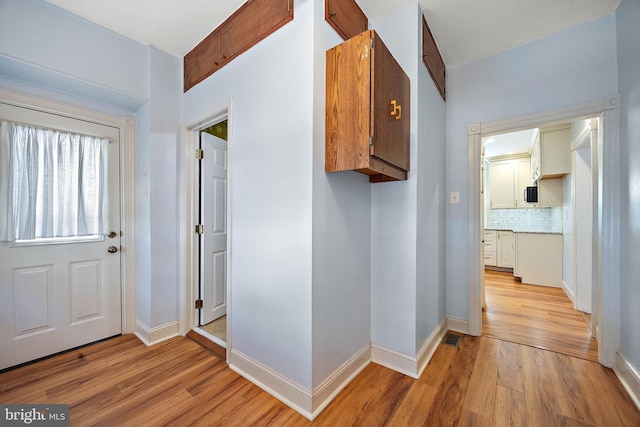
[1,332,639,426]
[483,269,599,362]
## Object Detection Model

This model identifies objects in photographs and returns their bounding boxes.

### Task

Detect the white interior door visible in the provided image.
[0,103,122,370]
[200,132,227,326]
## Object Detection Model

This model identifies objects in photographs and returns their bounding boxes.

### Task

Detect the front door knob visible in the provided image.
[108,231,117,238]
[107,246,118,254]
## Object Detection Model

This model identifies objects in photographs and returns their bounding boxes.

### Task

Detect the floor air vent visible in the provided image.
[442,333,462,348]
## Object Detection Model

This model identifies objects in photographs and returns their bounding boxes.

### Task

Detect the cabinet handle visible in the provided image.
[390,100,402,120]
[330,11,336,17]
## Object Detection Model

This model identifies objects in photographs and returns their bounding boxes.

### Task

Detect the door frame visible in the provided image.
[180,100,232,355]
[468,94,621,367]
[0,87,137,335]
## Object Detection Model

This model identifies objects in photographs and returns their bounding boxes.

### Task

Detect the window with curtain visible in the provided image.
[0,120,109,242]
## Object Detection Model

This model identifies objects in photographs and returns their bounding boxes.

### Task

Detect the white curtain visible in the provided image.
[0,120,109,241]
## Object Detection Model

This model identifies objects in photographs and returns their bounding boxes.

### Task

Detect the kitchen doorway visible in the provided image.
[467,96,621,366]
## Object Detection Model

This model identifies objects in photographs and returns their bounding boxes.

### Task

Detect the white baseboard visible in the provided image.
[133,320,180,346]
[613,351,640,410]
[229,349,314,420]
[311,344,371,419]
[372,318,447,379]
[416,318,448,378]
[447,316,469,335]
[562,280,576,306]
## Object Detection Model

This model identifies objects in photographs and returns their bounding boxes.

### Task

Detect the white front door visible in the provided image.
[0,103,122,370]
[199,132,227,326]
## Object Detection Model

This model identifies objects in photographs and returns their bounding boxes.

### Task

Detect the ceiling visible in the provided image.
[483,128,538,159]
[43,0,620,68]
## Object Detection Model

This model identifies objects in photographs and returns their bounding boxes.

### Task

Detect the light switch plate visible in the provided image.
[450,191,460,204]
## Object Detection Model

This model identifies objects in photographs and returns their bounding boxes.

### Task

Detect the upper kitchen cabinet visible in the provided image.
[531,124,571,181]
[325,0,368,41]
[422,15,446,100]
[184,0,293,91]
[326,30,410,182]
[488,157,534,208]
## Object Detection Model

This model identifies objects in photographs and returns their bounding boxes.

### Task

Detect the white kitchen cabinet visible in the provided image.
[489,160,514,209]
[537,178,563,207]
[531,125,571,181]
[497,230,514,268]
[484,230,497,266]
[489,157,534,209]
[514,232,562,287]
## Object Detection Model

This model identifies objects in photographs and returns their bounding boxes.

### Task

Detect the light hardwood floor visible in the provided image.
[483,269,599,362]
[1,332,639,426]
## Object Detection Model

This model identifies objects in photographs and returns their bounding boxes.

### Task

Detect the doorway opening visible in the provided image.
[467,95,621,366]
[195,120,228,346]
[192,119,229,353]
[182,105,231,360]
[480,119,598,361]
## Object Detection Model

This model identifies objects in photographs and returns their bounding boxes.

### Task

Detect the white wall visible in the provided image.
[0,0,148,113]
[370,3,447,356]
[183,0,315,389]
[311,0,372,388]
[370,5,419,356]
[615,0,640,372]
[445,14,619,321]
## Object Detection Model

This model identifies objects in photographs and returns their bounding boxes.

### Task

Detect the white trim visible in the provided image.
[0,87,137,336]
[416,318,448,378]
[372,319,447,379]
[311,344,371,419]
[562,280,576,306]
[447,316,470,335]
[229,348,314,420]
[133,320,180,346]
[371,344,419,379]
[468,95,620,365]
[192,327,227,349]
[614,352,640,411]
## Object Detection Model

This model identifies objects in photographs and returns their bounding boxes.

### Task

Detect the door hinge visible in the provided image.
[195,149,204,160]
[195,224,204,234]
[369,135,374,149]
[195,299,203,309]
[370,38,374,50]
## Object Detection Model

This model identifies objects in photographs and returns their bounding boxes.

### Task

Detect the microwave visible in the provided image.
[524,186,538,203]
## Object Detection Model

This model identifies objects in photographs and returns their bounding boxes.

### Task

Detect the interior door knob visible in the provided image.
[107,246,118,254]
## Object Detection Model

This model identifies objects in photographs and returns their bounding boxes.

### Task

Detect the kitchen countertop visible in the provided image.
[485,228,562,235]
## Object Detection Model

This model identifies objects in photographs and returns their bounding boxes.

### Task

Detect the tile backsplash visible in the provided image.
[485,208,562,233]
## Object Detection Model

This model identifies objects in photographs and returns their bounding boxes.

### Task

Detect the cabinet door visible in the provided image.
[219,0,292,66]
[422,15,445,100]
[489,160,515,208]
[184,30,220,91]
[540,127,571,178]
[497,231,514,268]
[325,0,368,41]
[370,33,410,172]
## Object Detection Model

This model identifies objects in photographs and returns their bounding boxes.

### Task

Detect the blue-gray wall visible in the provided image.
[616,0,640,374]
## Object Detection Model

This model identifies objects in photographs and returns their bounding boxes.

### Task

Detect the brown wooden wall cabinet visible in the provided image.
[325,0,368,41]
[184,0,293,92]
[326,30,410,183]
[422,15,446,100]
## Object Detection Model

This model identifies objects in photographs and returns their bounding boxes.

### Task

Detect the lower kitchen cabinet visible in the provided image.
[484,230,497,266]
[497,231,514,268]
[514,232,562,287]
